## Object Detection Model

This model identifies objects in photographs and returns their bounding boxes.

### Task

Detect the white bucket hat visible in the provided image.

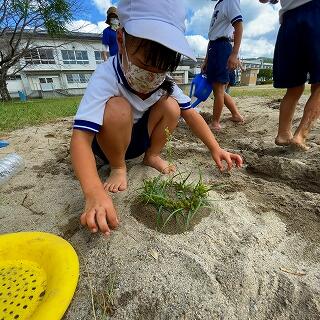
[117,0,196,61]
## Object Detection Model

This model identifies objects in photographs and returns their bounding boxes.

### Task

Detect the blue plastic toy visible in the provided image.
[18,90,27,102]
[0,140,9,148]
[189,73,212,108]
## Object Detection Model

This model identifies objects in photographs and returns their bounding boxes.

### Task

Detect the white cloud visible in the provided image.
[185,4,214,35]
[91,0,119,15]
[91,0,112,15]
[244,5,280,37]
[67,20,105,34]
[240,38,275,58]
[186,35,208,58]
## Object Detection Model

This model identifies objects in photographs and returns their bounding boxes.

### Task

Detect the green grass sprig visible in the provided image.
[140,173,212,231]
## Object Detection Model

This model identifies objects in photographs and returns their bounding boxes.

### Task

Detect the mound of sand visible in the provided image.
[0,96,319,319]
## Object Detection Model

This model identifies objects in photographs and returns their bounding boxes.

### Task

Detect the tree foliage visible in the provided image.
[0,0,75,100]
[258,68,273,82]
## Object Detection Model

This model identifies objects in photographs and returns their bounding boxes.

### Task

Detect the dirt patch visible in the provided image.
[1,97,320,320]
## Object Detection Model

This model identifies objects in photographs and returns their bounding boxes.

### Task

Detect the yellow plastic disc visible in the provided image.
[0,232,79,320]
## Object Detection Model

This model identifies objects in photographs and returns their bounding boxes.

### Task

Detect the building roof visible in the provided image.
[4,29,102,41]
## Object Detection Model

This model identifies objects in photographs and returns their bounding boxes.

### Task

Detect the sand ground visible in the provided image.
[0,95,319,320]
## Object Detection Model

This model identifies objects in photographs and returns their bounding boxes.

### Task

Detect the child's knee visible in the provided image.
[161,97,181,119]
[104,97,133,123]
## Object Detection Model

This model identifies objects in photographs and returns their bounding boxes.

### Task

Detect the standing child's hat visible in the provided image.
[117,0,196,61]
[107,6,117,16]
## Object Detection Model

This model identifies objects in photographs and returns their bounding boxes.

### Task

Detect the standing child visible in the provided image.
[260,0,320,150]
[203,0,244,131]
[102,6,120,60]
[71,0,243,235]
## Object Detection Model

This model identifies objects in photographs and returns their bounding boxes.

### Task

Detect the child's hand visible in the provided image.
[227,53,240,70]
[80,190,119,236]
[211,148,243,172]
[201,62,208,74]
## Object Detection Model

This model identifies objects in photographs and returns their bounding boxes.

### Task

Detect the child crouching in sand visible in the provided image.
[71,0,243,235]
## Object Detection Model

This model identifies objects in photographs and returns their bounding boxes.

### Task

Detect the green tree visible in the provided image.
[0,0,75,101]
[258,68,273,83]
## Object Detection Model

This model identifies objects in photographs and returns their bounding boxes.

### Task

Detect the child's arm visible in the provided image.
[181,108,243,171]
[71,129,119,235]
[228,21,243,70]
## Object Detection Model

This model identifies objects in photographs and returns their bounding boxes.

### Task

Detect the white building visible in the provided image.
[241,58,273,70]
[7,32,105,98]
[6,32,207,99]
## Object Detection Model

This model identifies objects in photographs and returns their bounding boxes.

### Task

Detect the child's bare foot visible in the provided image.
[289,136,310,151]
[210,121,222,132]
[275,134,293,146]
[229,114,244,123]
[104,167,127,193]
[143,154,175,174]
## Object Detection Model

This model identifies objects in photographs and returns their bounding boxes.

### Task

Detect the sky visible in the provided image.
[69,0,281,59]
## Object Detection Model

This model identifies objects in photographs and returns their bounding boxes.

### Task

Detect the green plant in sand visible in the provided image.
[139,127,213,231]
[140,172,212,231]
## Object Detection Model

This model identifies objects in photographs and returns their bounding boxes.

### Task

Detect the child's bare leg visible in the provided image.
[212,82,225,131]
[97,97,133,193]
[224,92,244,123]
[275,85,304,146]
[143,97,180,174]
[290,83,320,150]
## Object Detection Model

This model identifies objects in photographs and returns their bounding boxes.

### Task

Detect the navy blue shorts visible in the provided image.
[92,109,151,163]
[206,38,232,85]
[273,0,320,88]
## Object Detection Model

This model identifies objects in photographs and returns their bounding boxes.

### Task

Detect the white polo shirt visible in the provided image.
[279,0,312,22]
[208,0,243,41]
[74,55,191,133]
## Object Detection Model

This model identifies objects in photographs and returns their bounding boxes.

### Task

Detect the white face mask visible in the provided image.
[110,18,119,30]
[122,35,166,94]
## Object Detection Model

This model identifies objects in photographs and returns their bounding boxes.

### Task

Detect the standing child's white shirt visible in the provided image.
[74,55,191,133]
[208,0,243,41]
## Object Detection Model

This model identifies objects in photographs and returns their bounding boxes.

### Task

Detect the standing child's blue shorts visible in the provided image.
[92,109,151,163]
[273,0,320,88]
[206,38,232,85]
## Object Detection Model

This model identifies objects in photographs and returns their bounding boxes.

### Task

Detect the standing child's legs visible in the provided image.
[144,97,181,173]
[224,92,244,123]
[96,97,133,193]
[212,83,243,131]
[275,85,304,146]
[291,83,320,150]
[212,82,225,131]
[207,39,243,131]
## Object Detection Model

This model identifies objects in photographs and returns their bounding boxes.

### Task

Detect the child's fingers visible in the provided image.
[96,207,111,235]
[225,156,233,171]
[80,211,87,226]
[214,157,224,172]
[232,154,243,167]
[86,209,98,233]
[106,205,119,229]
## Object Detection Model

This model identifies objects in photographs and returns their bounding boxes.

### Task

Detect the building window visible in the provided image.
[94,51,104,64]
[66,73,92,84]
[39,77,53,83]
[25,48,55,64]
[61,50,89,65]
[6,75,22,80]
